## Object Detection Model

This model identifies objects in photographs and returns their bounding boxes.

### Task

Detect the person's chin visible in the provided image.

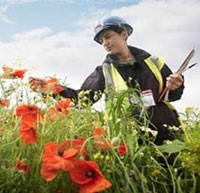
[106,49,115,55]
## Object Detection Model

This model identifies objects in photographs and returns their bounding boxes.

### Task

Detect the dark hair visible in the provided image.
[109,26,124,34]
[96,26,126,44]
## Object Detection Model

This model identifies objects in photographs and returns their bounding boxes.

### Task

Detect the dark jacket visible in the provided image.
[58,46,185,144]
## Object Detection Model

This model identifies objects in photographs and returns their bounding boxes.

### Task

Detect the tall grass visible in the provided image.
[0,75,200,193]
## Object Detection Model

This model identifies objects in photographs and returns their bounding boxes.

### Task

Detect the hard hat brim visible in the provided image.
[94,25,133,44]
[94,25,114,44]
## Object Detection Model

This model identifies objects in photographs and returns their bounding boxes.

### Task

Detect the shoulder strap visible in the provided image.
[144,56,165,93]
[102,62,115,92]
[102,63,128,94]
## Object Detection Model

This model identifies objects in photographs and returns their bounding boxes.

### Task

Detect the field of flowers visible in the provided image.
[0,65,200,193]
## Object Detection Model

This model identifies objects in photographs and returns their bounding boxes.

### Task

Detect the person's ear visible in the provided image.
[122,30,128,40]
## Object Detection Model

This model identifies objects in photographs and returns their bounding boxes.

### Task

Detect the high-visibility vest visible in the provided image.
[102,56,180,120]
[103,56,182,125]
[103,56,165,100]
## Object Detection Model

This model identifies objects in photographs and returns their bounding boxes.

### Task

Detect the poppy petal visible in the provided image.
[80,176,112,193]
[41,166,59,181]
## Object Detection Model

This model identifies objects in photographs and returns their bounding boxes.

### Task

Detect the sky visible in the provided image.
[0,0,199,112]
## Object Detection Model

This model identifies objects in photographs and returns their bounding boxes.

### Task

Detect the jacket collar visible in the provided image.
[105,46,151,65]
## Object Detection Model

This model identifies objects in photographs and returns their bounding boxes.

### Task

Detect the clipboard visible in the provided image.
[158,49,195,102]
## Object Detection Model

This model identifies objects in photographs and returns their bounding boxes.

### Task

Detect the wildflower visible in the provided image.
[13,69,27,78]
[48,98,72,121]
[15,104,39,120]
[0,99,10,107]
[66,136,88,158]
[56,98,72,111]
[105,155,110,161]
[118,141,128,156]
[93,152,102,160]
[150,130,158,137]
[111,136,121,146]
[164,140,172,145]
[16,161,31,174]
[150,169,161,177]
[103,115,112,122]
[19,120,40,144]
[93,94,99,101]
[69,159,112,193]
[168,125,180,131]
[41,77,64,94]
[41,141,78,181]
[1,66,27,79]
[93,127,112,150]
[15,105,43,127]
[93,90,102,102]
[140,126,158,137]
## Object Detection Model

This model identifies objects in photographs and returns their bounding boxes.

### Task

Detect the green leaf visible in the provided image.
[157,139,185,153]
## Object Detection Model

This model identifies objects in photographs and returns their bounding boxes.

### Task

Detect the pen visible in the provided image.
[158,49,195,102]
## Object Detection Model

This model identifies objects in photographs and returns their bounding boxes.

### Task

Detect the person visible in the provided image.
[29,16,184,145]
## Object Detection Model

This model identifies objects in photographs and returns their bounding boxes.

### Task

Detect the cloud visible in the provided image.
[13,27,52,40]
[112,0,200,111]
[0,5,13,23]
[0,0,39,24]
[0,0,199,112]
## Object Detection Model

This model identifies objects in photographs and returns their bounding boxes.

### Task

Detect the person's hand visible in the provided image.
[166,73,183,90]
[29,77,47,92]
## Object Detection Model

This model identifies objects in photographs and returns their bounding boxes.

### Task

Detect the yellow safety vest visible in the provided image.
[103,56,165,99]
[102,56,179,117]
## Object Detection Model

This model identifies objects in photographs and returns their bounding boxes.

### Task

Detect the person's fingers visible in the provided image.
[166,74,183,90]
[28,77,47,92]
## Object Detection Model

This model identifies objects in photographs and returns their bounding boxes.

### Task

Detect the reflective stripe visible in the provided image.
[102,62,129,111]
[102,63,115,97]
[103,63,128,97]
[144,57,165,93]
[110,64,128,92]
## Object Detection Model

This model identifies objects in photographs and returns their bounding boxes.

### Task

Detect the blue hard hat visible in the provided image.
[94,16,133,44]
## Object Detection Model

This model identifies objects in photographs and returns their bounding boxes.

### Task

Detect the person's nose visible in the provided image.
[102,38,109,47]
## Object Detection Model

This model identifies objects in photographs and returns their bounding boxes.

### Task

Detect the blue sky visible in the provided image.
[0,0,139,41]
[0,0,200,112]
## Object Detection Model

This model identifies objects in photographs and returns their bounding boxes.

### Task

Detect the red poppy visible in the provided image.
[42,77,64,94]
[13,69,27,78]
[66,136,88,157]
[15,104,39,118]
[16,161,31,174]
[69,159,112,193]
[2,66,12,72]
[1,66,27,79]
[19,121,40,144]
[118,141,128,156]
[15,104,44,124]
[56,98,72,110]
[93,127,112,150]
[41,141,78,181]
[48,98,72,121]
[0,99,10,107]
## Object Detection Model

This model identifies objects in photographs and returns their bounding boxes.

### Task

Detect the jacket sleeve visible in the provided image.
[160,64,185,102]
[57,66,105,104]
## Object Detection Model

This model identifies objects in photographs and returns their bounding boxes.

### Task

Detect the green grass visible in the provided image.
[0,76,200,193]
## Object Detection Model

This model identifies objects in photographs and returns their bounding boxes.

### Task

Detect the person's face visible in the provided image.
[99,30,126,55]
